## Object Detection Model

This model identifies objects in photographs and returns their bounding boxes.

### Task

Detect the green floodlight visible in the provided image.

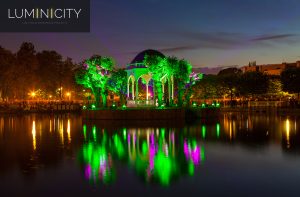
[91,104,96,110]
[159,103,165,109]
[212,103,215,107]
[122,104,127,109]
[201,103,206,108]
[192,102,197,107]
[216,103,220,108]
[82,105,87,110]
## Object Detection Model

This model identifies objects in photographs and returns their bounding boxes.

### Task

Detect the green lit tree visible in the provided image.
[108,69,127,105]
[144,54,166,106]
[174,59,192,106]
[144,55,193,107]
[75,55,114,108]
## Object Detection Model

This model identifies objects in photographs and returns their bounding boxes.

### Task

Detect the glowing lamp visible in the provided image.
[30,92,36,97]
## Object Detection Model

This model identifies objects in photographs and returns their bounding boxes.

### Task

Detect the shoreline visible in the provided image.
[0,107,299,116]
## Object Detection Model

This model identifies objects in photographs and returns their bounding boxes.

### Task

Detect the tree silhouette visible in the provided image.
[281,67,300,99]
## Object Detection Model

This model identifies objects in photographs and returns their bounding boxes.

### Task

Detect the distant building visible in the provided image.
[241,61,300,75]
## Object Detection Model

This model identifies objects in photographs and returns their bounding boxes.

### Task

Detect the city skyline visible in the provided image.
[1,0,300,68]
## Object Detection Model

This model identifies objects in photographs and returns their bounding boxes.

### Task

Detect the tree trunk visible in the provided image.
[120,93,125,106]
[95,92,100,108]
[178,90,184,107]
[92,87,101,108]
[177,82,185,107]
[155,81,163,106]
[185,89,192,107]
[101,91,107,108]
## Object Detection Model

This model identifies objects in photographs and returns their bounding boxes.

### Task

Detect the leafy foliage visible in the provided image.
[281,67,300,97]
[109,69,127,104]
[217,68,241,102]
[0,42,77,101]
[144,55,193,106]
[238,71,269,96]
[75,56,114,108]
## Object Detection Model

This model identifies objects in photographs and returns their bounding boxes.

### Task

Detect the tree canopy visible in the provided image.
[0,42,77,101]
[75,56,114,108]
[281,67,300,98]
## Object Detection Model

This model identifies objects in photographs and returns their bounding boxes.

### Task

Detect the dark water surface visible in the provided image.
[0,113,300,197]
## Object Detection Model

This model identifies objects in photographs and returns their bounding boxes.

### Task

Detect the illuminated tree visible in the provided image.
[75,55,114,108]
[144,54,166,106]
[174,59,192,106]
[144,55,193,107]
[268,78,283,96]
[108,69,127,105]
[184,72,203,106]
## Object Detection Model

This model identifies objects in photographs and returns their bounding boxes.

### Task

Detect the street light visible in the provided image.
[66,92,71,100]
[29,91,36,99]
[58,86,63,100]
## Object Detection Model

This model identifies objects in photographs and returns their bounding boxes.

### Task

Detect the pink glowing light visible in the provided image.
[84,165,92,179]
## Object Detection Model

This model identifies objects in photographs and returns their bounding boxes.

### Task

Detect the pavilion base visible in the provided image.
[126,100,155,108]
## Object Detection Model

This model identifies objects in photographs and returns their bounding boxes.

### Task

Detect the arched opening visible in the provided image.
[127,75,135,100]
[160,75,174,106]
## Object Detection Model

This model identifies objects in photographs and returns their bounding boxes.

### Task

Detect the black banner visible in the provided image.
[0,0,90,32]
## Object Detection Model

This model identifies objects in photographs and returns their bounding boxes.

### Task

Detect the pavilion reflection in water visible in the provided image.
[78,126,205,185]
[0,113,299,186]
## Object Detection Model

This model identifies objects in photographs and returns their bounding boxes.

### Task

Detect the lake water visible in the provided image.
[0,112,300,197]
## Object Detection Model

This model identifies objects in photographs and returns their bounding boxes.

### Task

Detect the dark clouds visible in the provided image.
[250,34,296,41]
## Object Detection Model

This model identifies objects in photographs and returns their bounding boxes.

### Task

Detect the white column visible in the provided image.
[135,79,139,100]
[168,77,171,101]
[146,82,149,100]
[127,80,130,98]
[171,76,174,99]
[132,80,135,100]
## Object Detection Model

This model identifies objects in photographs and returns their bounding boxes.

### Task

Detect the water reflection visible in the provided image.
[0,114,82,177]
[32,120,36,150]
[0,112,300,191]
[78,126,205,185]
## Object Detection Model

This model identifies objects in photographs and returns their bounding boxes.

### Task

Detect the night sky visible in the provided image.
[1,0,300,68]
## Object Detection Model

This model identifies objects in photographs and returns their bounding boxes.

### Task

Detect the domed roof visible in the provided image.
[130,49,165,64]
